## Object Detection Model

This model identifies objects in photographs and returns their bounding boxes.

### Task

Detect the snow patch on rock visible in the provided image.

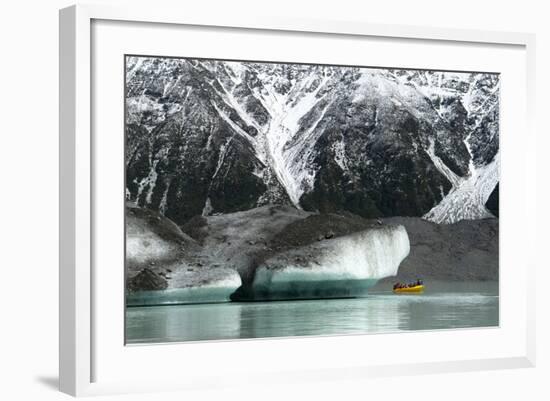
[423,152,499,224]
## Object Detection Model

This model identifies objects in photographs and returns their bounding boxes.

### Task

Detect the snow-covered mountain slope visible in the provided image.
[399,70,500,223]
[125,57,499,224]
[423,148,499,223]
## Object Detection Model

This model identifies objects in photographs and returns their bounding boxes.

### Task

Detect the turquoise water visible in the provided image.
[125,281,498,344]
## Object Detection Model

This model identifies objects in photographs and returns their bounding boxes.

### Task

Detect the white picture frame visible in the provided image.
[59,3,536,397]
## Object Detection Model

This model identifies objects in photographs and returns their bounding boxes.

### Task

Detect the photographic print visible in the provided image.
[124,56,499,344]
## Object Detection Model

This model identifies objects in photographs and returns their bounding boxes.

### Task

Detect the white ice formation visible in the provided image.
[248,225,410,300]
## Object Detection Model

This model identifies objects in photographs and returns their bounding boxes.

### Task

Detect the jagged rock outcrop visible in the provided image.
[127,268,168,292]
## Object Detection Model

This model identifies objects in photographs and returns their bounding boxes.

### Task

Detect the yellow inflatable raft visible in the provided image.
[393,285,424,294]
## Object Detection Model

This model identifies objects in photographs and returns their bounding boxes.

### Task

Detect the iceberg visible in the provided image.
[127,269,242,306]
[125,204,411,304]
[233,225,410,301]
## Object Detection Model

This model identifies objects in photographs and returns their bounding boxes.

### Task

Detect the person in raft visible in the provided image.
[393,280,423,289]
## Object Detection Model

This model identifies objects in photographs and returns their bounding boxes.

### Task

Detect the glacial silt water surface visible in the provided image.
[126,281,498,344]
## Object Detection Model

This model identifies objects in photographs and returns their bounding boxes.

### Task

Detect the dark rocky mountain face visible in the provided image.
[125,57,499,225]
[485,183,499,217]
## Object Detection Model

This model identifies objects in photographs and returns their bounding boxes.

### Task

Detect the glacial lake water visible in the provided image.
[125,281,498,344]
